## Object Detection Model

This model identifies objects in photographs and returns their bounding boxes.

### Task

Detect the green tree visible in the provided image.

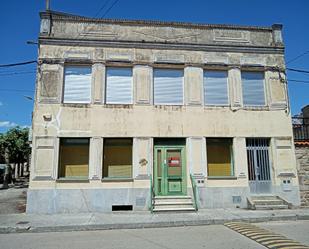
[0,127,31,177]
[0,133,5,163]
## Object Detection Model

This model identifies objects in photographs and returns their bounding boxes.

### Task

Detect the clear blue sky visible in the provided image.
[0,0,308,132]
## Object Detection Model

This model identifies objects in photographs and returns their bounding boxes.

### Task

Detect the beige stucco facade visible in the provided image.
[27,11,300,213]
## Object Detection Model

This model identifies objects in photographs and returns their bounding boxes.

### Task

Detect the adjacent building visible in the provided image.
[27,10,300,213]
[293,105,309,207]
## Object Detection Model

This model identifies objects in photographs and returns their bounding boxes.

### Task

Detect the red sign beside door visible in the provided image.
[168,157,180,167]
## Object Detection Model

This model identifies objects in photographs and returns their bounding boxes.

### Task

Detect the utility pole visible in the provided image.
[46,0,50,11]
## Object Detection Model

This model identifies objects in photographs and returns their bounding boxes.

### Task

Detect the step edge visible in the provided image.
[153,208,196,211]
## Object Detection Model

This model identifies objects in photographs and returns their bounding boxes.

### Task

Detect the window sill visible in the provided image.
[207,176,237,180]
[61,103,91,108]
[243,106,269,111]
[101,178,134,182]
[204,105,230,108]
[56,178,89,183]
[154,104,184,107]
[103,104,134,108]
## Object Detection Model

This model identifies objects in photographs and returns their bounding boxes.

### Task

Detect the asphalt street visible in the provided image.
[0,220,308,249]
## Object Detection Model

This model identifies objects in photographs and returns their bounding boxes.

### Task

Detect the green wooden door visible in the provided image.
[154,146,186,196]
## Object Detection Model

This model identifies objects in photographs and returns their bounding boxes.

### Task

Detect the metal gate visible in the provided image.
[246,138,272,194]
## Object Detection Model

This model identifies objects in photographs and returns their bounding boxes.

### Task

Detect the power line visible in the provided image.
[0,89,34,93]
[94,0,111,18]
[287,67,309,74]
[0,68,36,73]
[288,79,309,84]
[0,60,37,68]
[286,51,309,65]
[66,0,119,39]
[0,71,36,76]
[100,0,120,18]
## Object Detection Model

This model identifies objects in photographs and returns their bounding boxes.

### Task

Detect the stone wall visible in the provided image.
[296,146,309,207]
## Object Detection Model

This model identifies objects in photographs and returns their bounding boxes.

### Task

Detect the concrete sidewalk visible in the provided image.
[0,208,309,234]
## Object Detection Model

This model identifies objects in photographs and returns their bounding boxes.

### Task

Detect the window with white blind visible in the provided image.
[153,69,184,105]
[106,67,133,104]
[204,70,229,105]
[242,71,266,106]
[63,66,92,103]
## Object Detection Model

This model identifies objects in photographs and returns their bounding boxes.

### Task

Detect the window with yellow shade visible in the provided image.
[103,138,133,179]
[206,138,233,177]
[58,138,89,179]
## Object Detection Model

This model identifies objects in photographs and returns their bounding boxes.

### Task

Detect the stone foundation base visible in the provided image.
[26,188,150,214]
[26,185,301,214]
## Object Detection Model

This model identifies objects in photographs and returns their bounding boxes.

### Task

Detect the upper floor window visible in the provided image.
[242,71,265,106]
[106,67,133,104]
[204,70,229,106]
[63,66,92,104]
[153,69,184,105]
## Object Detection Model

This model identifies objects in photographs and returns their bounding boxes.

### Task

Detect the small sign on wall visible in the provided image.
[168,157,180,167]
[238,172,246,178]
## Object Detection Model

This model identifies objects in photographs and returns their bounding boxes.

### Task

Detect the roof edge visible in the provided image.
[40,10,277,31]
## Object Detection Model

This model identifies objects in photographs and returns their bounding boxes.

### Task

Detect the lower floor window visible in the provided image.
[206,138,233,177]
[58,138,89,179]
[103,138,133,178]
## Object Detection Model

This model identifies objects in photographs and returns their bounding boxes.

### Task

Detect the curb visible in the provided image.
[0,214,309,234]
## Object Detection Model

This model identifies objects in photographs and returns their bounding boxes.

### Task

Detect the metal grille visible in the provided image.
[246,138,272,194]
[292,117,309,141]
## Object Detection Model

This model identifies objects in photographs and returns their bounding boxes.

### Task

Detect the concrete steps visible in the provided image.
[254,204,289,210]
[153,196,196,212]
[248,195,291,210]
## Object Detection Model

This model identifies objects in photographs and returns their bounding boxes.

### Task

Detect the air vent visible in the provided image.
[112,205,133,211]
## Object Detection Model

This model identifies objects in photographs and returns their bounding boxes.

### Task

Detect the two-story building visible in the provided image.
[27,10,300,213]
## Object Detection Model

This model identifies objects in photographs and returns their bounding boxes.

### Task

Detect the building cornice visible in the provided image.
[39,37,284,54]
[40,10,275,32]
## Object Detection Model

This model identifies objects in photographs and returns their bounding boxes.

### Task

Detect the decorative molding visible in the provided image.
[81,30,118,39]
[213,29,250,43]
[154,53,185,63]
[240,56,266,66]
[270,102,287,110]
[39,38,285,55]
[204,56,228,64]
[132,30,201,42]
[105,51,133,61]
[278,172,296,178]
[41,11,273,31]
[64,51,92,60]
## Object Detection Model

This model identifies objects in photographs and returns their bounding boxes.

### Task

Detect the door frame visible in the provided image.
[246,138,273,194]
[154,145,187,196]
